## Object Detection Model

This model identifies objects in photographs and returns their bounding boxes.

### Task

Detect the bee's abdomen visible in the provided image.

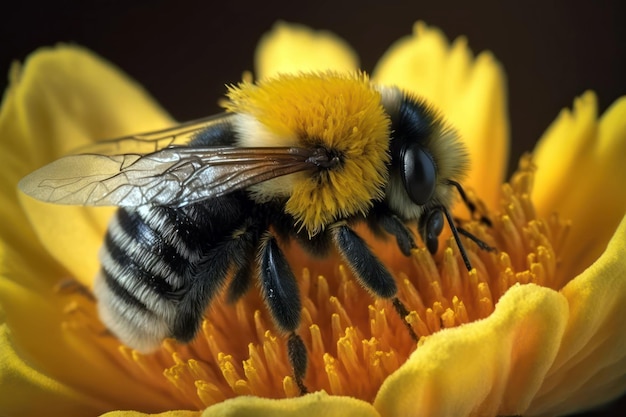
[95,202,240,352]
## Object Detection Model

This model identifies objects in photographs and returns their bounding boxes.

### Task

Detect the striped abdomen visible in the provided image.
[94,196,244,352]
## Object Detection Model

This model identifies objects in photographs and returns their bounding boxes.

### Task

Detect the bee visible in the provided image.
[19,71,488,394]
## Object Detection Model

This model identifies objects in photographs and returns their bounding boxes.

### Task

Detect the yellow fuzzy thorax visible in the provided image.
[225,72,391,235]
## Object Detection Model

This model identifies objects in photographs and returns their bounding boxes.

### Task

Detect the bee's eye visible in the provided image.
[400,143,437,205]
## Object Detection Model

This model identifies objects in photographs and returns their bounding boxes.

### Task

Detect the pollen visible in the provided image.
[57,155,570,408]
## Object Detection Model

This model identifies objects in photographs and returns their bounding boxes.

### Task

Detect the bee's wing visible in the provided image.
[19,146,318,207]
[72,113,235,155]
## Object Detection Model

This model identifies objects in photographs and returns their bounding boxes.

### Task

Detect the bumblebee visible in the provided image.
[19,71,483,394]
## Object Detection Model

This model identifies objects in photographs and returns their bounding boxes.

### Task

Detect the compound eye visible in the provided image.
[401,144,437,205]
[420,209,444,254]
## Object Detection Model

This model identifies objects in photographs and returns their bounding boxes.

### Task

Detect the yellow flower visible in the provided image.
[1,21,625,417]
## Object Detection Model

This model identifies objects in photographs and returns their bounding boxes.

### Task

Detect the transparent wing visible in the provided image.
[19,146,318,207]
[71,112,236,155]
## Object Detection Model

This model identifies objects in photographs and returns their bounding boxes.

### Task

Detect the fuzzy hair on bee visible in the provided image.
[19,71,489,395]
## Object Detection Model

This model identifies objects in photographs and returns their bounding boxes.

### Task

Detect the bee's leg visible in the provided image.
[331,223,418,342]
[456,227,497,253]
[225,221,261,303]
[172,224,258,342]
[259,233,308,395]
[366,204,416,256]
[377,212,417,257]
[172,240,235,342]
[226,258,255,303]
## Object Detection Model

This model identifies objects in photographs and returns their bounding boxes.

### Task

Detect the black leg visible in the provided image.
[440,206,474,272]
[379,212,417,257]
[457,226,497,253]
[287,332,308,394]
[259,234,308,394]
[331,224,397,298]
[226,256,255,303]
[225,222,260,303]
[172,238,236,342]
[392,297,418,341]
[332,224,418,342]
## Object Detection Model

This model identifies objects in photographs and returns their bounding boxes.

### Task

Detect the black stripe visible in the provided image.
[116,208,189,277]
[104,231,176,296]
[153,206,211,252]
[100,268,150,313]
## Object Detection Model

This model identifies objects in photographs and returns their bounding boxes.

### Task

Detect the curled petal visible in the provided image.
[533,92,626,276]
[528,215,626,416]
[255,22,359,79]
[201,391,379,417]
[0,45,173,285]
[374,284,569,417]
[373,22,509,207]
[0,313,110,416]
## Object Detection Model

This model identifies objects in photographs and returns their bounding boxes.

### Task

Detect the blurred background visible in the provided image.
[2,1,625,414]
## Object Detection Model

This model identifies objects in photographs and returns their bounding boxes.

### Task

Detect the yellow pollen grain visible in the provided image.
[369,305,389,341]
[331,313,344,344]
[283,376,300,398]
[188,359,210,380]
[452,297,470,324]
[196,380,227,406]
[317,274,331,312]
[399,275,425,312]
[164,364,206,409]
[362,339,386,385]
[337,328,361,377]
[218,353,241,389]
[441,308,456,328]
[310,324,326,360]
[425,307,441,333]
[329,296,353,327]
[243,358,266,396]
[301,304,315,329]
[253,310,267,343]
[406,311,430,337]
[324,353,343,394]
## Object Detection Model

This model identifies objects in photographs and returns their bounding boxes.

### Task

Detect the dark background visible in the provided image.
[3,0,625,177]
[2,1,625,415]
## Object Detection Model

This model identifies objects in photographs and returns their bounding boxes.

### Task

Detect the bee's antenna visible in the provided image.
[440,181,497,271]
[446,179,492,227]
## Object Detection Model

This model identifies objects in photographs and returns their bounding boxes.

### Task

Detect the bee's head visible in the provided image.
[378,86,469,253]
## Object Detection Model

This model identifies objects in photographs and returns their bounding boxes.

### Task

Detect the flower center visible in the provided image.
[57,155,570,408]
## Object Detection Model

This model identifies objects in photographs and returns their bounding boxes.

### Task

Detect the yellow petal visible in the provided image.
[201,391,379,417]
[0,45,173,285]
[19,197,114,287]
[532,93,626,277]
[0,244,179,414]
[373,22,509,208]
[527,214,626,416]
[374,284,569,417]
[0,46,184,413]
[255,22,359,79]
[0,313,111,416]
[100,411,200,417]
